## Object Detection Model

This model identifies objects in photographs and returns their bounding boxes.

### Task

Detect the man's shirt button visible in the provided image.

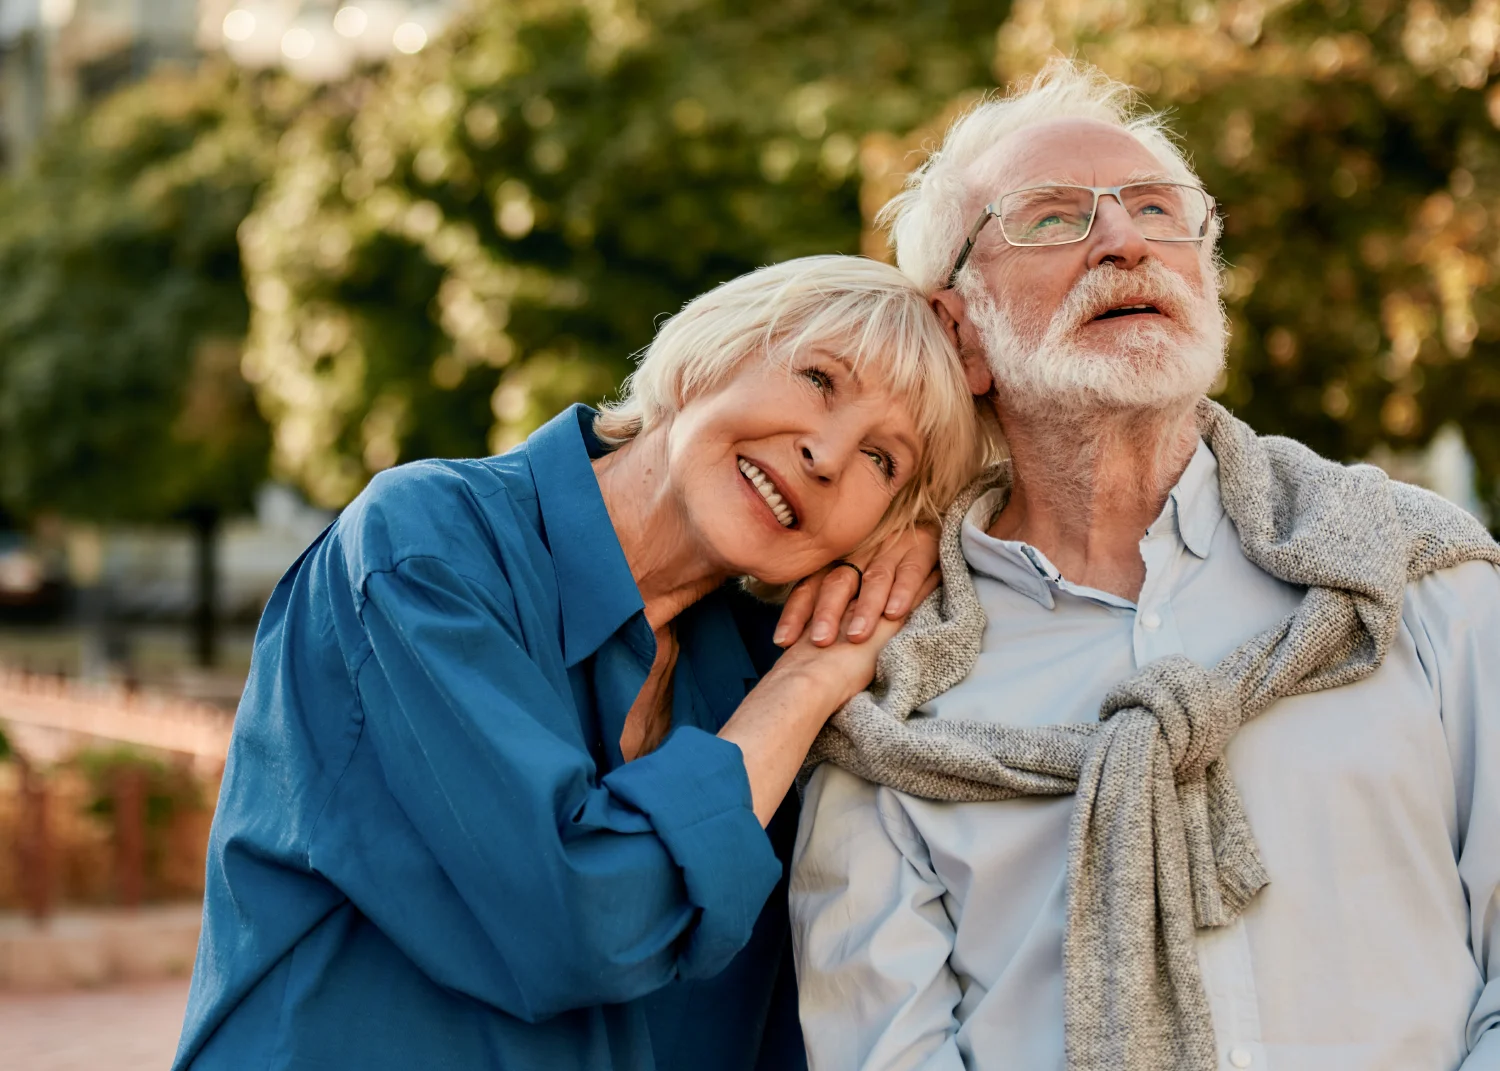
[1228,1047,1253,1069]
[1140,611,1162,631]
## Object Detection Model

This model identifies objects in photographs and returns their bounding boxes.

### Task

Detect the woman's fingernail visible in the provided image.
[886,598,907,617]
[849,615,868,637]
[811,622,833,644]
[773,627,790,646]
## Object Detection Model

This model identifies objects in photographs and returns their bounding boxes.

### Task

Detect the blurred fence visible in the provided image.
[0,667,229,918]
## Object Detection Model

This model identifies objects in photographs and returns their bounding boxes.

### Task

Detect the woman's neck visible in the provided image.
[591,429,729,632]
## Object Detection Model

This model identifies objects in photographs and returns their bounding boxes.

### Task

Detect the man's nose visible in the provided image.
[1087,193,1151,271]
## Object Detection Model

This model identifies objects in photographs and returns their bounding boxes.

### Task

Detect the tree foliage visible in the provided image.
[240,0,999,506]
[8,0,1499,526]
[0,63,292,522]
[986,0,1500,516]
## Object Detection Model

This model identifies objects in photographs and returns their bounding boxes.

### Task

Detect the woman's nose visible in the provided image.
[798,440,837,484]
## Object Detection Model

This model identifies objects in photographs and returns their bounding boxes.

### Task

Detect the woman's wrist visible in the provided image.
[764,655,859,715]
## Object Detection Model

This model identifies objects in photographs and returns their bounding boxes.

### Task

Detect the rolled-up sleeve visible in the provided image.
[1409,561,1500,1068]
[791,763,964,1070]
[352,552,781,1022]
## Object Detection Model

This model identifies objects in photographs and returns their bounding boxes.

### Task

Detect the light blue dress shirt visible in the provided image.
[792,440,1500,1071]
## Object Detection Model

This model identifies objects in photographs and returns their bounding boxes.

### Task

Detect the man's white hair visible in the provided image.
[883,59,1210,295]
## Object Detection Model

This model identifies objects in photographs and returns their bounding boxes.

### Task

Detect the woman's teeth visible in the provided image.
[738,458,797,528]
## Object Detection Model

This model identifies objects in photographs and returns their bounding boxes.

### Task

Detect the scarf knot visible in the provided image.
[1101,656,1241,784]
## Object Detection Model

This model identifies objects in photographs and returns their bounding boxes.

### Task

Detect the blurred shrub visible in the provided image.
[74,745,203,828]
[72,744,211,901]
[239,0,998,506]
[988,0,1500,516]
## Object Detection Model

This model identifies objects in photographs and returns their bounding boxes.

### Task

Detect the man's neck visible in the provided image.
[985,393,1202,601]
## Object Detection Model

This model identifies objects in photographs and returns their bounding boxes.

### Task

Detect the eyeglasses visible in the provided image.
[943,182,1217,289]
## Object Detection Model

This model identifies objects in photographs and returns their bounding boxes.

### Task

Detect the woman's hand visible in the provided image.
[772,524,941,648]
[721,608,907,824]
[771,609,905,711]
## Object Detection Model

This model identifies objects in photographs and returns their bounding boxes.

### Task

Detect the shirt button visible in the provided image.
[1140,611,1162,630]
[1228,1047,1253,1069]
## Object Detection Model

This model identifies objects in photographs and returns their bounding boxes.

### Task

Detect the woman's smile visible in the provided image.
[737,456,800,530]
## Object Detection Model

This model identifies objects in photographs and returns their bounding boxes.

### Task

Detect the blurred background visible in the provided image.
[0,0,1498,1066]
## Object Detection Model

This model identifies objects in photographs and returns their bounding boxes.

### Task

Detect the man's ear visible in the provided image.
[931,289,994,397]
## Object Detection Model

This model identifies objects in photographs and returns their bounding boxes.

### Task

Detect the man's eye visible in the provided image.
[1139,203,1167,216]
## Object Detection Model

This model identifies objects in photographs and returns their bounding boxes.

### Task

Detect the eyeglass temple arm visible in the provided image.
[943,206,997,290]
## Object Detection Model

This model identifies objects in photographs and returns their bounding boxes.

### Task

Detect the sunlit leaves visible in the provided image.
[240,0,998,505]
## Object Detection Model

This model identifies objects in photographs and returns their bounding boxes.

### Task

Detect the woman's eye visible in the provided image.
[865,449,895,478]
[802,367,834,393]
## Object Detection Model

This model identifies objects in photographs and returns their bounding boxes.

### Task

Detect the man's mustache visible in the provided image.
[1050,261,1200,334]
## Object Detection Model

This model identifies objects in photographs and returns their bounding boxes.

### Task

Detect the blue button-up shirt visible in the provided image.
[175,405,806,1071]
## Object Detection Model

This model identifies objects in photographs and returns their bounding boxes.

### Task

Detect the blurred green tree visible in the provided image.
[979,0,1500,517]
[0,64,301,663]
[240,0,1001,507]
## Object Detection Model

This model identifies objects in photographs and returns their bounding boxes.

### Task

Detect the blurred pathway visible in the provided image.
[0,979,188,1071]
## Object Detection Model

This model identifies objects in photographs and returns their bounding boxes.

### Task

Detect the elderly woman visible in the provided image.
[172,255,985,1071]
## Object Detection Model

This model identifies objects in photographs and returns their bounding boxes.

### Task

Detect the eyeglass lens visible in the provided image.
[998,183,1210,246]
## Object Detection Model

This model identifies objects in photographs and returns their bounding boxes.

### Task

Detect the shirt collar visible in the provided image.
[1169,438,1222,560]
[960,487,1059,608]
[525,404,646,667]
[960,437,1224,609]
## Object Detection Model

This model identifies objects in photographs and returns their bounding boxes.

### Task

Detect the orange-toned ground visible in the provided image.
[0,979,189,1071]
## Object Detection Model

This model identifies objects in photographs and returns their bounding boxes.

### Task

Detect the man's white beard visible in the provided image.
[968,259,1228,414]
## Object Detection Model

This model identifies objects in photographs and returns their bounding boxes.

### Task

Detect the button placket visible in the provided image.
[1133,517,1187,665]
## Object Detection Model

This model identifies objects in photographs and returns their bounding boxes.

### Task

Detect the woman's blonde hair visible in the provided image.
[595,254,995,546]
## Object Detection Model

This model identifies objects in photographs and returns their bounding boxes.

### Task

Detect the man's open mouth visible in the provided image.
[1092,303,1162,321]
[738,458,798,529]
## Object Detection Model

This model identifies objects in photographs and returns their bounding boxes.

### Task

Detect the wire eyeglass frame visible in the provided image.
[942,182,1218,290]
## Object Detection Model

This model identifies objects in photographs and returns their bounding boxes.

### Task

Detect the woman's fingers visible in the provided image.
[883,525,940,618]
[773,564,860,647]
[805,564,864,647]
[772,575,820,647]
[911,568,941,609]
[773,523,942,648]
[885,555,937,620]
[842,553,897,643]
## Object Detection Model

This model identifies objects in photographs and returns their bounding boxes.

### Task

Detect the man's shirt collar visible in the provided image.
[961,437,1224,610]
[1167,437,1222,560]
[526,404,646,667]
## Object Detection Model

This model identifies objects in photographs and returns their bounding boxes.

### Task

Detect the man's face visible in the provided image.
[957,118,1226,413]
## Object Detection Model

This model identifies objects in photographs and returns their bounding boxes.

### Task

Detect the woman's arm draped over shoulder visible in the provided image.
[348,541,782,1023]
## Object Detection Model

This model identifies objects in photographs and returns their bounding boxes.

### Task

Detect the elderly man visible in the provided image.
[790,61,1500,1071]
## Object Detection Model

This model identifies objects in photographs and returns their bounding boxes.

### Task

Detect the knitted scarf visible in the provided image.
[805,398,1500,1071]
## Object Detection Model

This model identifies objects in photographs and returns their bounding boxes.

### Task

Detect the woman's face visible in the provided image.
[664,349,924,585]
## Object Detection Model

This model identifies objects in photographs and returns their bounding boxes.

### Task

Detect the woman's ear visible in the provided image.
[931,290,994,397]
